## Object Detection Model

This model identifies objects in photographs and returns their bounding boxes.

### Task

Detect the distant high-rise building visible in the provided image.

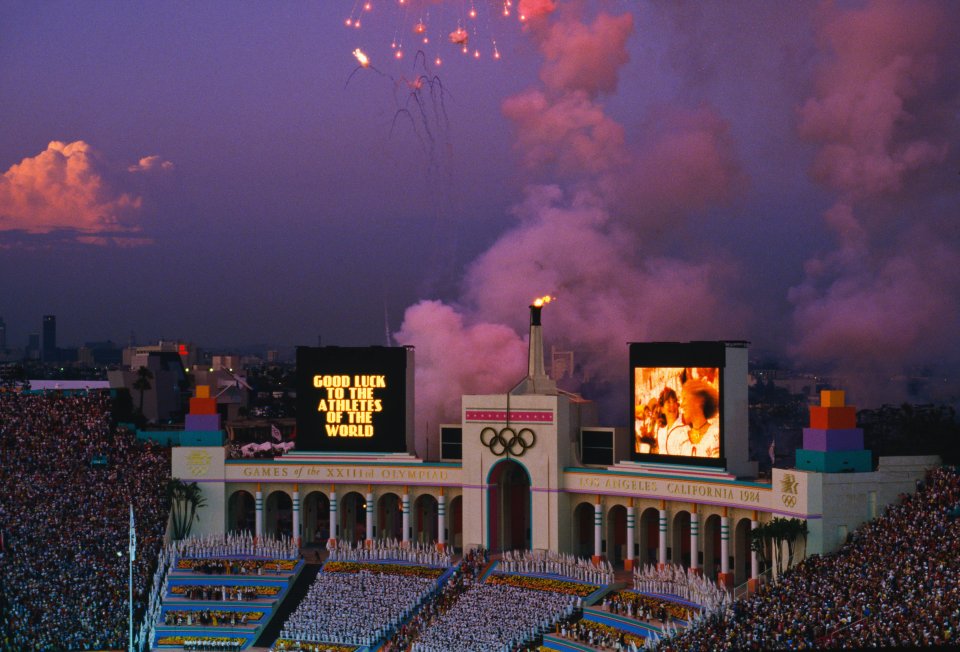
[27,332,40,360]
[42,315,56,362]
[0,316,6,350]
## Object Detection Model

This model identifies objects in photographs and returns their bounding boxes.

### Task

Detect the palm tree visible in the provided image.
[749,525,769,575]
[132,366,153,415]
[753,517,809,580]
[784,517,808,568]
[167,478,207,540]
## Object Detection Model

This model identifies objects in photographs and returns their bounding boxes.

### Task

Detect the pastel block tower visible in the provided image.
[183,385,224,445]
[795,390,872,473]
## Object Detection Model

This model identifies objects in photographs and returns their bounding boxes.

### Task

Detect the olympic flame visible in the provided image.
[532,295,553,308]
[353,48,370,67]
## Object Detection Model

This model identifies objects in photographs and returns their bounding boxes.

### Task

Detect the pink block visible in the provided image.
[802,428,863,452]
[185,413,221,431]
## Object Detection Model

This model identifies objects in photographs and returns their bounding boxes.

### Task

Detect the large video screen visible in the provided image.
[630,342,725,464]
[296,346,408,453]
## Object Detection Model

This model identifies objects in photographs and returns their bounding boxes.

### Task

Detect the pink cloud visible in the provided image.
[75,235,154,247]
[128,155,174,173]
[0,141,147,241]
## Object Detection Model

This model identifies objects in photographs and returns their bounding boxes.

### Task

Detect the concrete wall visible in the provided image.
[723,345,757,478]
[171,446,226,538]
[810,455,938,554]
[462,392,567,552]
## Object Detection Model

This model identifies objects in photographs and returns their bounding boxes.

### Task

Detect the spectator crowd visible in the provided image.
[659,466,960,650]
[0,390,170,651]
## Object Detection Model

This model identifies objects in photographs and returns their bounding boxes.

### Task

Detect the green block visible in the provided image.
[796,448,872,473]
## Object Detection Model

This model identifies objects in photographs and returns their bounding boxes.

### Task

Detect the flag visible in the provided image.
[768,439,776,465]
[271,424,282,442]
[129,505,136,562]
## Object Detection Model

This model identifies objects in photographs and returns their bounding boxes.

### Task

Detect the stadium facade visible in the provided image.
[172,305,936,591]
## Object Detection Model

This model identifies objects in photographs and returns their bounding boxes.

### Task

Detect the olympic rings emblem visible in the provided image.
[781,495,797,508]
[480,426,536,457]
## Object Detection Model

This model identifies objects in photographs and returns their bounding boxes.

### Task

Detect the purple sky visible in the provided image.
[1,1,958,420]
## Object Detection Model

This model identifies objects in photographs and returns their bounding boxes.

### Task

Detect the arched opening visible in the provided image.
[227,490,255,534]
[378,492,402,541]
[449,495,463,553]
[265,491,292,539]
[606,505,627,566]
[413,494,438,544]
[702,514,722,579]
[572,502,594,559]
[487,459,531,552]
[734,518,752,585]
[339,492,367,543]
[639,507,660,565]
[303,491,330,546]
[671,511,691,567]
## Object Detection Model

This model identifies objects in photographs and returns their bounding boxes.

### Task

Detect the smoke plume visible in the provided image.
[397,7,746,438]
[789,0,960,404]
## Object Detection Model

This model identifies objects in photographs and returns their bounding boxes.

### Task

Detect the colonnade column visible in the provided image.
[658,501,668,568]
[292,484,300,547]
[401,488,411,547]
[748,512,760,594]
[328,486,338,546]
[625,498,636,571]
[365,487,374,548]
[254,484,263,543]
[437,490,446,551]
[690,505,700,574]
[592,498,603,564]
[718,507,732,588]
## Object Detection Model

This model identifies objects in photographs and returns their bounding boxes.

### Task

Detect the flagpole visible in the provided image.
[129,504,136,652]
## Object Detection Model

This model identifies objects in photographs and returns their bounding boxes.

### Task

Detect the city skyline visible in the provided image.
[2,1,959,425]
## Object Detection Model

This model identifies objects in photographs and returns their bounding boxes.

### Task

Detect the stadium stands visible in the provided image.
[0,391,169,651]
[659,466,960,650]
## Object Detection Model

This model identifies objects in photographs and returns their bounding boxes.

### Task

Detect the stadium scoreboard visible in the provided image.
[629,341,728,467]
[296,346,413,453]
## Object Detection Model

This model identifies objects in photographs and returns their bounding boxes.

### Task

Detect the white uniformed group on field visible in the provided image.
[498,548,615,585]
[325,537,452,567]
[279,568,436,647]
